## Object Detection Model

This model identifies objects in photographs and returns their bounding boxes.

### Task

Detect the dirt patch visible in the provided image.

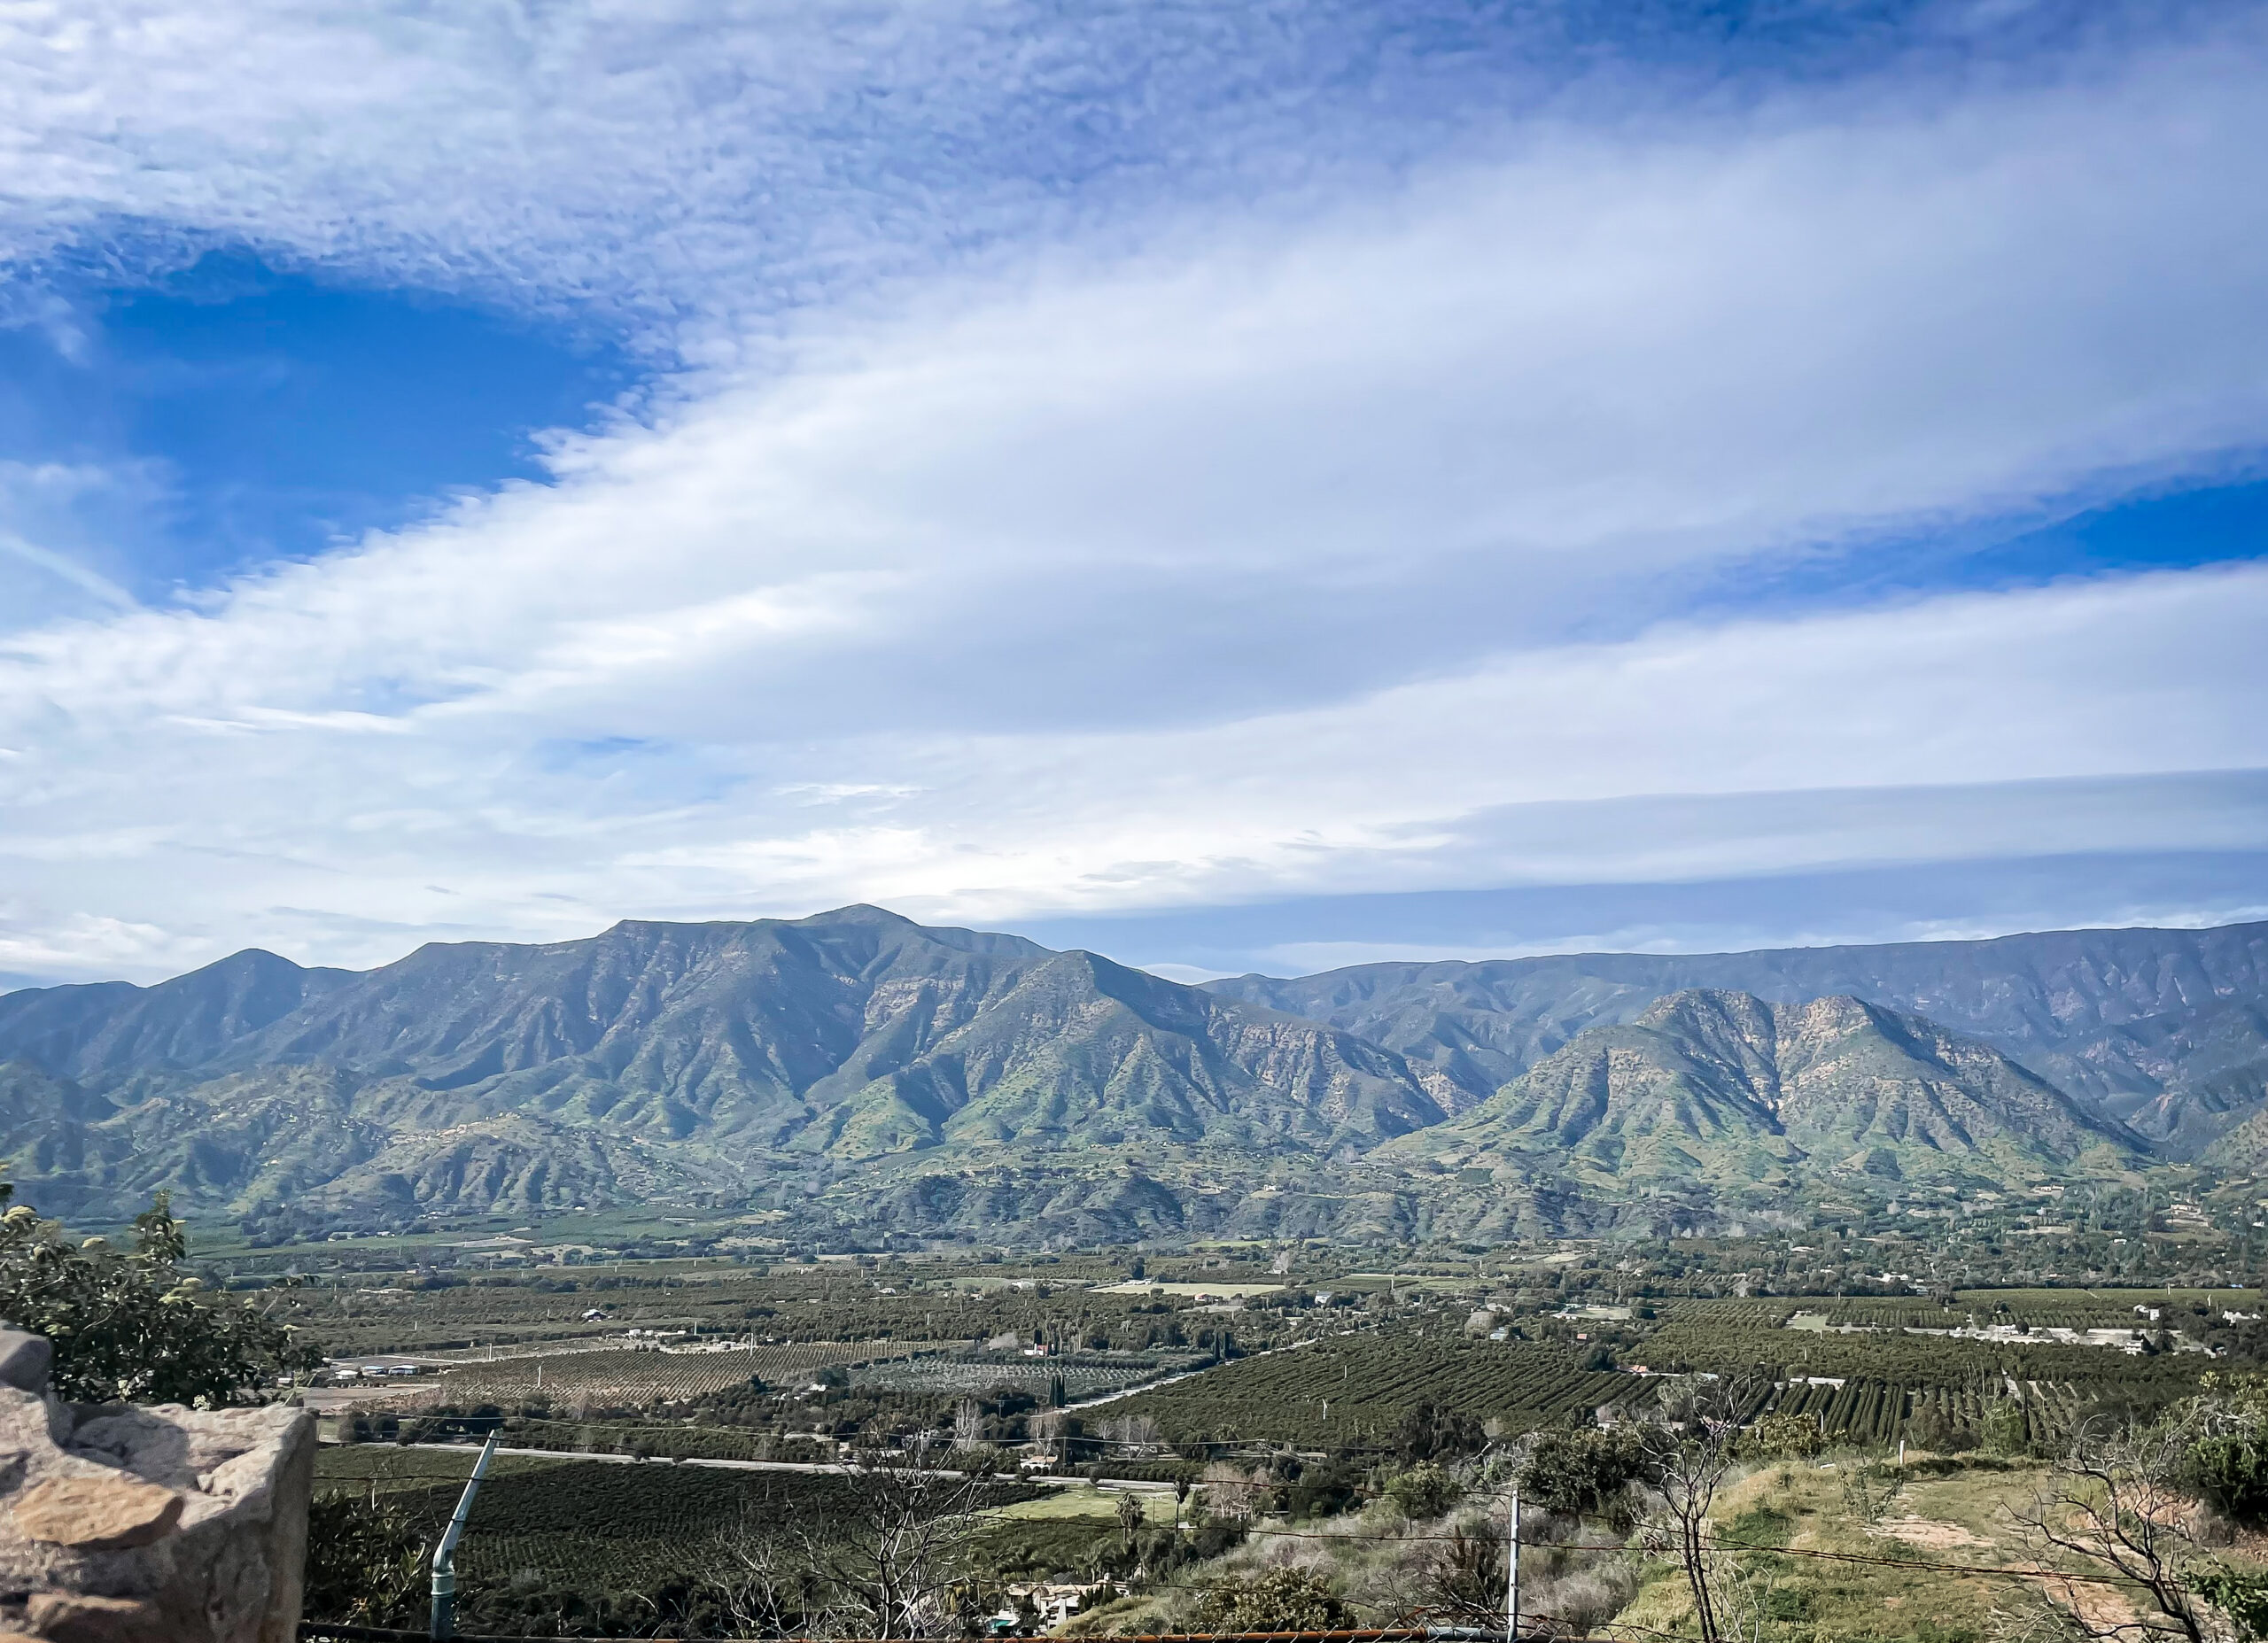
[1870,1517,1994,1551]
[2026,1573,2142,1635]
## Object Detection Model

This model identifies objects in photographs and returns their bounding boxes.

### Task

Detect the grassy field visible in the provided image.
[1614,1455,2062,1643]
[990,1483,1177,1524]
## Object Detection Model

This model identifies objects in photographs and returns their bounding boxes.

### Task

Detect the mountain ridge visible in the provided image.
[1204,920,2268,1155]
[1,909,2261,1237]
[1383,987,2141,1190]
[0,907,1449,1223]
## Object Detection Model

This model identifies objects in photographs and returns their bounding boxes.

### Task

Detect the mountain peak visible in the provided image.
[794,903,920,926]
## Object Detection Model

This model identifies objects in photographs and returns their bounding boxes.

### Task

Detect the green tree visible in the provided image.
[1518,1423,1645,1531]
[0,1184,319,1405]
[2194,1564,2268,1642]
[1398,1397,1486,1462]
[2186,1379,2268,1528]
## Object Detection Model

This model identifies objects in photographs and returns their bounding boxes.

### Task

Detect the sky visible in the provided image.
[3,0,2266,988]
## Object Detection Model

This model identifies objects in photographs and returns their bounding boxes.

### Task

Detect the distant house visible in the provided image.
[998,1582,1113,1631]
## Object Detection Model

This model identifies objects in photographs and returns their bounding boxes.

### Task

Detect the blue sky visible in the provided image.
[1,0,2264,986]
[0,252,631,601]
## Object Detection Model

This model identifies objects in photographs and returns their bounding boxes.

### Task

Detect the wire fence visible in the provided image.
[296,1628,1595,1643]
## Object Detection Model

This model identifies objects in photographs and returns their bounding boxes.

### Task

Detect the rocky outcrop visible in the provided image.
[0,1329,312,1643]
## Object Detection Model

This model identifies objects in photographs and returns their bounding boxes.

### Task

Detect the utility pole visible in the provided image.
[1505,1482,1520,1643]
[431,1430,500,1639]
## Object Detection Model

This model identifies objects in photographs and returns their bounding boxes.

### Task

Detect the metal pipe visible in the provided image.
[1505,1484,1519,1643]
[431,1431,501,1639]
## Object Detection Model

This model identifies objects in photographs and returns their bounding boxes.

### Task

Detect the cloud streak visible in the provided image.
[1,4,2264,979]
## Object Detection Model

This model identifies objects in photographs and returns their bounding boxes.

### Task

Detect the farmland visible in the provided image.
[314,1446,1048,1631]
[286,1257,1244,1360]
[284,1244,2263,1463]
[1096,1291,2244,1452]
[429,1340,918,1407]
[280,1234,2268,1641]
[1107,1335,1643,1447]
[850,1350,1200,1399]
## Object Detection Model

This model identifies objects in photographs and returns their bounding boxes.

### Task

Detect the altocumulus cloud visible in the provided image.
[2,4,2267,980]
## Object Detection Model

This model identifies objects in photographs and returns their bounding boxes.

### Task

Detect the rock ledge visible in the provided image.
[0,1327,312,1643]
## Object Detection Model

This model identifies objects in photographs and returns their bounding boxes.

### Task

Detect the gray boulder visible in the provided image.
[0,1335,311,1643]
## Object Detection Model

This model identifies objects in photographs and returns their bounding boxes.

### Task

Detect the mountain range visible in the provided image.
[1381,989,2136,1189]
[0,906,2262,1243]
[1208,921,2268,1153]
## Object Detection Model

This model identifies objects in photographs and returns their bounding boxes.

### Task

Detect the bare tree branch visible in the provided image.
[1639,1373,1762,1643]
[2002,1413,2228,1643]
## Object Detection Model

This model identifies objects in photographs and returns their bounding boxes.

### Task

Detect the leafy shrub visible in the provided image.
[2186,1433,2268,1528]
[1977,1398,2029,1457]
[2185,1379,2268,1530]
[1197,1568,1352,1632]
[1282,1459,1362,1521]
[1905,1399,1978,1454]
[1748,1411,1824,1461]
[0,1186,319,1405]
[1518,1424,1644,1530]
[303,1492,430,1627]
[2192,1562,2268,1640]
[1397,1397,1486,1461]
[1383,1460,1463,1521]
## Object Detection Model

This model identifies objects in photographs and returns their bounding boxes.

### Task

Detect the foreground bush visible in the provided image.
[303,1492,430,1628]
[0,1184,319,1405]
[1197,1568,1352,1632]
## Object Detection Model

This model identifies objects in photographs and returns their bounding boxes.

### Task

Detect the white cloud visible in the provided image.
[3,0,1566,341]
[0,8,2265,979]
[4,562,2264,979]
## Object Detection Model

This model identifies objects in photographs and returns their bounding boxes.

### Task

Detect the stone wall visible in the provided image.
[0,1329,313,1643]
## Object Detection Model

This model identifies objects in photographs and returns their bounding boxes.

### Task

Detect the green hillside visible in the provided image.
[1384,988,2140,1190]
[1,910,2253,1241]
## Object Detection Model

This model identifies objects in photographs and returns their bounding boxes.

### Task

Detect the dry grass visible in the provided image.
[1060,1450,2268,1641]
